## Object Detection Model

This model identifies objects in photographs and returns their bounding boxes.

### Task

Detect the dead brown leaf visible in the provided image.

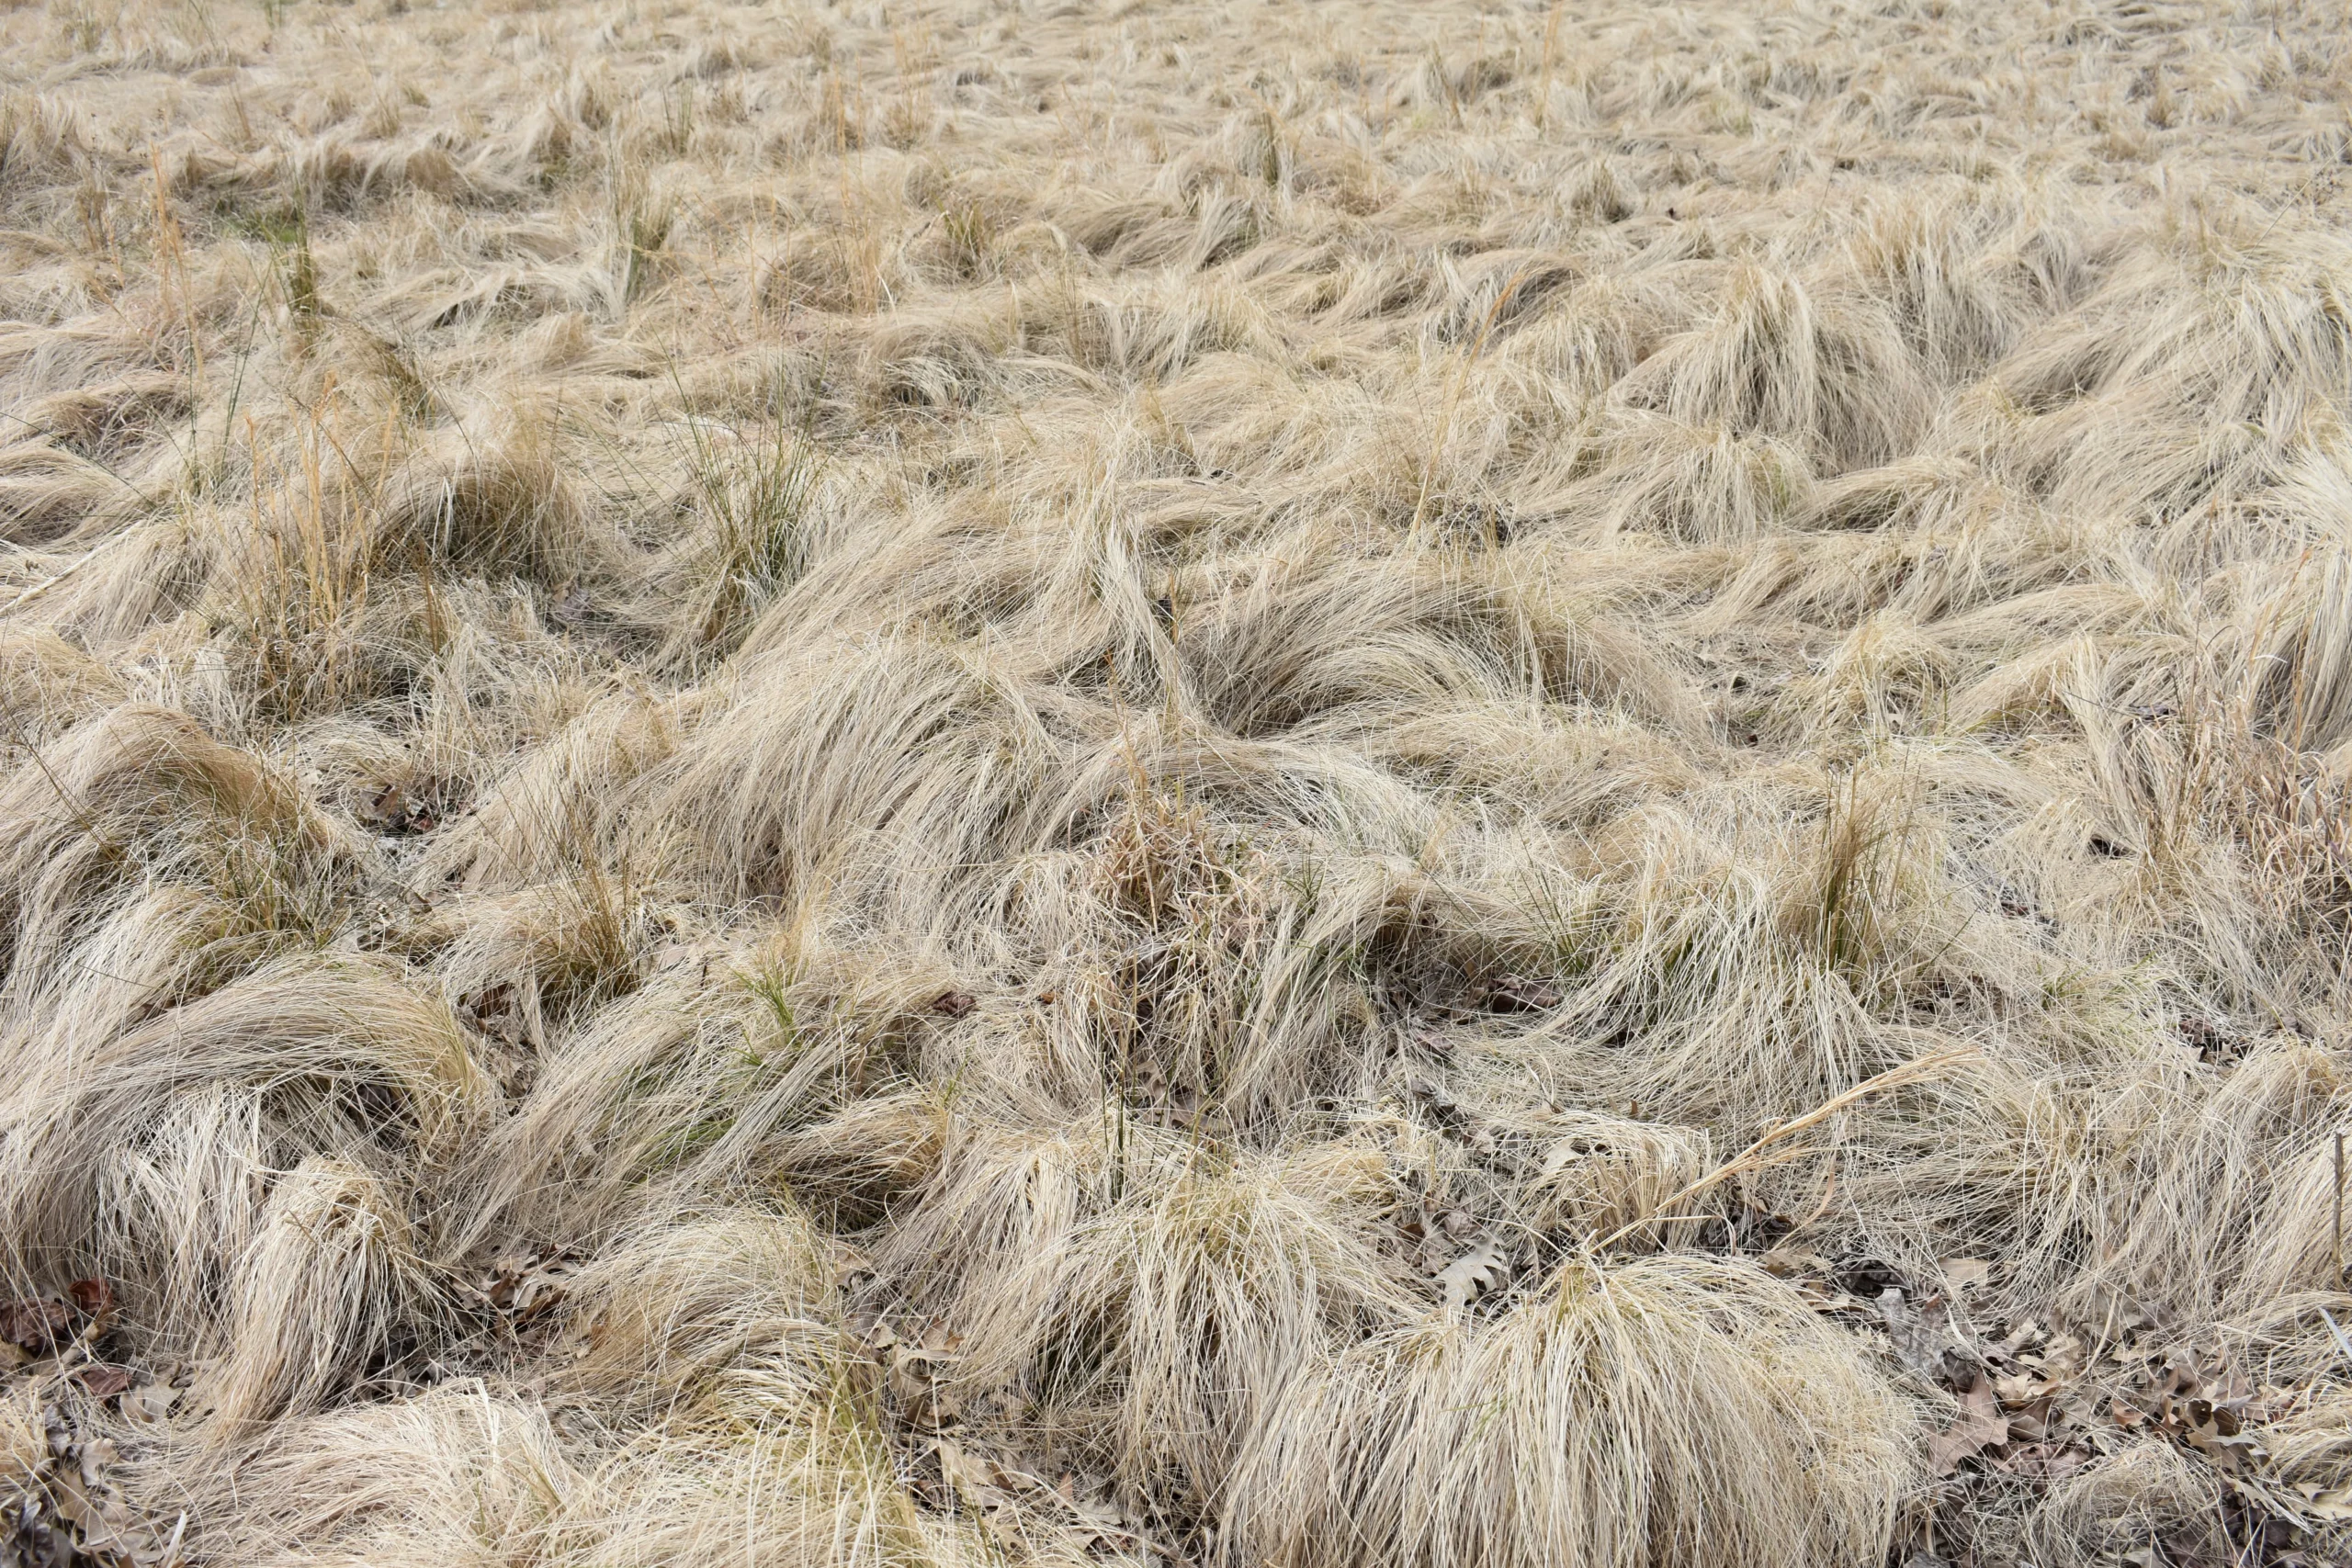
[1486,976,1561,1011]
[63,1280,112,1322]
[1928,1374,2008,1475]
[1938,1258,1993,1293]
[72,1366,132,1398]
[1875,1287,1969,1382]
[2295,1481,2352,1523]
[119,1380,179,1425]
[1435,1234,1510,1312]
[480,1245,575,1335]
[0,1297,74,1355]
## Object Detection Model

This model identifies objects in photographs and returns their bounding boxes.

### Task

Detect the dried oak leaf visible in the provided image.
[356,784,408,830]
[481,1247,573,1329]
[458,984,525,1047]
[1436,1235,1510,1312]
[119,1379,180,1425]
[2177,1398,2264,1474]
[1875,1287,1970,1382]
[2295,1481,2352,1523]
[72,1366,132,1398]
[1939,1258,1993,1293]
[0,1298,73,1355]
[1929,1374,2008,1475]
[1996,1441,2088,1483]
[1486,976,1561,1012]
[934,1438,1010,1504]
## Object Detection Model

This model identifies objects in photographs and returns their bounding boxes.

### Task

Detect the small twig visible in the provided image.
[2321,1306,2352,1369]
[1596,1046,1980,1251]
[2333,1127,2345,1288]
[0,533,132,617]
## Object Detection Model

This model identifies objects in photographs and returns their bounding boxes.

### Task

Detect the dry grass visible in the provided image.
[4,0,2352,1562]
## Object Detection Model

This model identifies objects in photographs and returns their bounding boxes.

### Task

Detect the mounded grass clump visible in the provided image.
[1226,1255,1918,1568]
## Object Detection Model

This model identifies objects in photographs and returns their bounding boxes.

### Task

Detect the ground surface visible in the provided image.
[4,0,2352,1563]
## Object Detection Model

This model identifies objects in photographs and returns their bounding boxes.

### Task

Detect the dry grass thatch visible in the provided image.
[4,0,2352,1563]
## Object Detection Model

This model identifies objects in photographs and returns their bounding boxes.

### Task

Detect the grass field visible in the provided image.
[5,0,2352,1562]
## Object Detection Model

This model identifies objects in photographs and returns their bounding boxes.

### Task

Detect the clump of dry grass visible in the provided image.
[5,0,2352,1563]
[1226,1254,1918,1568]
[956,1138,1414,1509]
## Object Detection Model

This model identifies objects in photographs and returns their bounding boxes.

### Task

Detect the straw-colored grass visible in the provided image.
[4,0,2352,1562]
